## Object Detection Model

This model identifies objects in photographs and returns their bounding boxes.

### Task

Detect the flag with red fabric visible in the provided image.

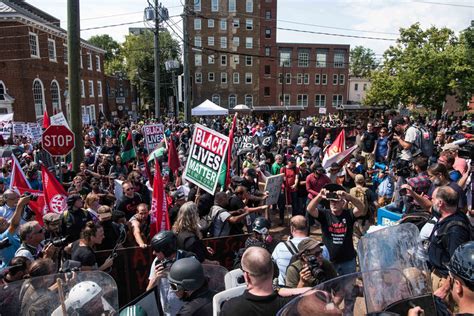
[167,136,180,174]
[43,109,50,129]
[149,159,170,238]
[41,165,67,214]
[322,129,346,168]
[9,154,31,190]
[225,113,238,188]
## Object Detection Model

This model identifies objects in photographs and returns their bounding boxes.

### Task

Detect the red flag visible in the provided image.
[149,159,170,238]
[41,165,68,214]
[16,187,47,225]
[43,109,50,129]
[10,154,31,190]
[322,129,346,168]
[225,113,238,188]
[167,137,180,174]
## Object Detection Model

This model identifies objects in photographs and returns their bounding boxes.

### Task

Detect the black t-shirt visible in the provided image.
[176,230,208,262]
[297,169,310,197]
[115,193,144,220]
[220,290,294,316]
[96,220,121,251]
[316,207,357,263]
[361,131,378,152]
[71,240,97,267]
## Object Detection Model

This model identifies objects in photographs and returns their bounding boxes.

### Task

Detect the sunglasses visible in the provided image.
[124,188,134,192]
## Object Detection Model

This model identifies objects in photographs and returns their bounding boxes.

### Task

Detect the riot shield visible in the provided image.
[0,271,118,316]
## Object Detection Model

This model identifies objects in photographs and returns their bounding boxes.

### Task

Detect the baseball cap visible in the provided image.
[173,188,185,200]
[442,143,460,151]
[298,238,323,255]
[391,115,406,127]
[297,160,307,167]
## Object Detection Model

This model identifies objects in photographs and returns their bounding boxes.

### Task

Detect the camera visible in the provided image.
[0,237,11,250]
[159,258,174,269]
[45,236,68,248]
[306,255,324,279]
[22,192,38,201]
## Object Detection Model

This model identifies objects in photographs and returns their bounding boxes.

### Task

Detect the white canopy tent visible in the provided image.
[230,104,252,112]
[191,99,229,116]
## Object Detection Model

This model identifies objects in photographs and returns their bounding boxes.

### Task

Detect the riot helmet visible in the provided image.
[252,217,271,235]
[448,241,474,285]
[150,230,177,257]
[168,257,205,292]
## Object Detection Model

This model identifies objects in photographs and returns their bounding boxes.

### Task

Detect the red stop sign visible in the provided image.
[42,125,75,156]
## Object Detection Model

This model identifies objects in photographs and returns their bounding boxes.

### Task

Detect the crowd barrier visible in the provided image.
[96,233,249,306]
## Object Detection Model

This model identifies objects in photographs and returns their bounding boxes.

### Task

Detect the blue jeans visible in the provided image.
[333,257,357,276]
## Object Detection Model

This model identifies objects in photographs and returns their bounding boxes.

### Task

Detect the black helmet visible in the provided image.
[448,241,474,284]
[252,217,270,235]
[150,230,177,257]
[168,257,205,291]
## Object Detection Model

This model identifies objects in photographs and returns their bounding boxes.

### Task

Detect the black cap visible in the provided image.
[392,115,406,127]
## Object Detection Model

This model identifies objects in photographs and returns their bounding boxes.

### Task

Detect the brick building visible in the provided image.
[0,0,106,123]
[186,0,350,117]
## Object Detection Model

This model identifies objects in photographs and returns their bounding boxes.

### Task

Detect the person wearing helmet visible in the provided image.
[408,241,474,316]
[168,257,215,316]
[244,216,275,251]
[146,230,195,316]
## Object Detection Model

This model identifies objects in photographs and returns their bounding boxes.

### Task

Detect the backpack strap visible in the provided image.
[212,208,227,237]
[283,240,298,256]
[436,220,472,248]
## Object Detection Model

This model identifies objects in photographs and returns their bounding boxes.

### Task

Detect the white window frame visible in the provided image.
[298,52,309,67]
[233,72,239,84]
[220,36,227,49]
[315,74,321,85]
[245,73,252,84]
[233,18,240,28]
[195,36,202,48]
[304,73,310,85]
[208,72,215,82]
[221,73,227,84]
[32,79,45,118]
[221,55,227,66]
[195,72,202,84]
[332,94,343,107]
[80,50,83,69]
[48,39,57,62]
[194,0,201,11]
[246,0,253,13]
[50,80,61,113]
[265,28,271,39]
[211,0,219,12]
[297,73,303,85]
[208,19,214,28]
[88,80,94,97]
[63,44,68,64]
[194,18,202,30]
[233,55,239,64]
[333,74,338,85]
[229,0,236,12]
[229,94,237,108]
[316,51,327,68]
[97,80,103,97]
[87,52,93,70]
[297,94,308,107]
[322,74,327,85]
[29,32,40,58]
[208,55,215,64]
[245,19,253,30]
[245,94,253,107]
[220,19,227,30]
[245,37,253,49]
[208,36,214,46]
[265,10,271,20]
[212,94,220,105]
[280,51,291,67]
[265,47,271,56]
[285,73,292,84]
[339,74,345,85]
[232,37,240,47]
[280,94,290,106]
[81,80,85,98]
[315,94,326,107]
[0,81,6,101]
[334,51,345,68]
[195,53,202,66]
[354,83,359,91]
[96,55,101,72]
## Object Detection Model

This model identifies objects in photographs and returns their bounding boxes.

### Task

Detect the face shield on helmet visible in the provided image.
[167,257,205,292]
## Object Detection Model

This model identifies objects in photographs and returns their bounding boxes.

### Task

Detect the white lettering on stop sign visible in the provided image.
[44,135,72,147]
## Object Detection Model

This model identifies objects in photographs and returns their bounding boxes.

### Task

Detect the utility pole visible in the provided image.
[153,0,161,121]
[182,8,191,122]
[67,0,83,171]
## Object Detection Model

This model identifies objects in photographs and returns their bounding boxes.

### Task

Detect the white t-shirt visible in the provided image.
[272,237,308,286]
[400,126,420,161]
[210,206,231,237]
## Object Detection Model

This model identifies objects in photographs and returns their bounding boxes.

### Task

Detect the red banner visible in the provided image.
[149,159,170,238]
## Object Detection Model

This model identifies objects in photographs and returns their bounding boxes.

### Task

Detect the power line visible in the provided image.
[411,0,474,8]
[276,27,396,42]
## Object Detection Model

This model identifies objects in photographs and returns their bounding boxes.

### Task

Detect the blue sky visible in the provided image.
[28,0,473,60]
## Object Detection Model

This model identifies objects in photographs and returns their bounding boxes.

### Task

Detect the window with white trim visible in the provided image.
[97,80,103,97]
[208,72,215,81]
[208,55,215,64]
[246,0,253,12]
[322,74,327,85]
[233,72,239,84]
[334,50,345,68]
[245,73,252,84]
[220,37,227,49]
[285,73,291,84]
[195,36,202,48]
[81,80,85,98]
[208,36,214,46]
[303,73,310,85]
[297,73,303,85]
[245,37,253,49]
[208,19,214,28]
[229,0,236,12]
[87,52,92,70]
[265,10,271,20]
[211,0,219,11]
[194,18,202,30]
[48,39,57,62]
[96,55,101,72]
[29,33,39,58]
[212,94,220,105]
[195,54,202,66]
[279,50,291,67]
[194,0,201,11]
[229,94,237,108]
[33,79,44,117]
[88,80,94,97]
[280,94,290,106]
[221,73,227,84]
[332,94,343,107]
[50,80,61,113]
[195,72,202,84]
[232,55,239,64]
[232,18,239,28]
[232,37,239,47]
[245,94,253,107]
[315,94,326,107]
[298,51,309,67]
[0,81,5,101]
[221,55,227,66]
[333,74,338,85]
[245,56,252,66]
[297,94,308,106]
[316,49,327,68]
[339,74,345,85]
[315,74,321,85]
[220,19,227,30]
[245,19,253,30]
[63,44,68,64]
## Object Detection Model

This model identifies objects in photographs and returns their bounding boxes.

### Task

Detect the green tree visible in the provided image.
[350,46,378,77]
[120,30,181,110]
[364,23,474,116]
[88,34,124,75]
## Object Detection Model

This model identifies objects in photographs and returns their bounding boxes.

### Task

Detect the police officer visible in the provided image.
[168,257,215,316]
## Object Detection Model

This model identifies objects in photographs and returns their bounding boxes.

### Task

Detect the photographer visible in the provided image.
[391,115,421,166]
[0,190,26,224]
[285,238,337,288]
[0,194,30,268]
[15,220,56,261]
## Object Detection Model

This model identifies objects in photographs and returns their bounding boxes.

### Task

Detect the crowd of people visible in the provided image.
[0,110,473,315]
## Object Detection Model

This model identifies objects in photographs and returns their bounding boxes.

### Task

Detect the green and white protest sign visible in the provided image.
[183,124,229,194]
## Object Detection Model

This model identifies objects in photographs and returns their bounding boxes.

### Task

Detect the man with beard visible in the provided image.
[115,181,144,220]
